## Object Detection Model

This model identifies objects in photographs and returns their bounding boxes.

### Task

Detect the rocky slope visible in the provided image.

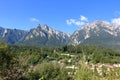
[69,20,120,49]
[0,24,70,46]
[1,21,120,49]
[20,24,70,46]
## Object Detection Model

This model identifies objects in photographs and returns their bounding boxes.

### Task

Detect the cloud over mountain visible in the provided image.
[80,15,88,21]
[66,15,88,27]
[30,18,39,22]
[111,17,120,25]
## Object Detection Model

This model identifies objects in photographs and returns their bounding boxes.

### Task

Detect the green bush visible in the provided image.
[25,62,69,80]
[76,64,99,80]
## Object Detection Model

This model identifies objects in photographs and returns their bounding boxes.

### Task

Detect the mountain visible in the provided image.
[19,24,70,46]
[0,25,70,46]
[1,21,120,49]
[0,27,28,44]
[69,20,120,50]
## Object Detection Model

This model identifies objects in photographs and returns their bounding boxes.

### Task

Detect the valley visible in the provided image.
[1,21,120,80]
[0,43,120,80]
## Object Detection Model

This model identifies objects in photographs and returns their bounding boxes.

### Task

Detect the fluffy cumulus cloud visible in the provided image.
[80,15,88,21]
[111,18,120,25]
[30,18,39,22]
[66,15,88,26]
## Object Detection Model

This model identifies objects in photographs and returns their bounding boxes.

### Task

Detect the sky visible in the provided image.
[0,0,120,34]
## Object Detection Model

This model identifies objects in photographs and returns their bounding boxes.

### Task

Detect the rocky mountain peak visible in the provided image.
[82,20,111,30]
[19,24,70,46]
[93,20,110,25]
[79,20,119,37]
[1,20,120,49]
[42,24,51,31]
[36,24,42,30]
[69,20,120,49]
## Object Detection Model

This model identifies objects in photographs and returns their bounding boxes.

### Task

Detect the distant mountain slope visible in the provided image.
[0,25,70,46]
[19,24,70,46]
[1,21,120,49]
[69,21,120,50]
[0,27,28,44]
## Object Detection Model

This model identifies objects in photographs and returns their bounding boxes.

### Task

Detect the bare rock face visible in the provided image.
[0,24,70,46]
[69,20,120,50]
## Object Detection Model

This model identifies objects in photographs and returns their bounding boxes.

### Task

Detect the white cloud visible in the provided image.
[66,19,75,25]
[30,18,39,22]
[111,18,120,25]
[74,20,85,26]
[66,19,86,26]
[80,15,88,21]
[66,15,88,26]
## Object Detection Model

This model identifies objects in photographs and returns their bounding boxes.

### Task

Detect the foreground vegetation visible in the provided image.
[0,43,120,80]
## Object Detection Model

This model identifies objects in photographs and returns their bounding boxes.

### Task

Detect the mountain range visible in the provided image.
[1,20,120,49]
[0,24,70,47]
[69,20,120,50]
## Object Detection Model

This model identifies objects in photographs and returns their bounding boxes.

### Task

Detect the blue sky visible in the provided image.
[0,0,120,34]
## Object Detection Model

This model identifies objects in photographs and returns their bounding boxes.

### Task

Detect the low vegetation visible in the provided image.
[0,43,120,80]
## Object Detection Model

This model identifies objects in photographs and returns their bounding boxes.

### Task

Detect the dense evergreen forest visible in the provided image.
[0,42,120,80]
